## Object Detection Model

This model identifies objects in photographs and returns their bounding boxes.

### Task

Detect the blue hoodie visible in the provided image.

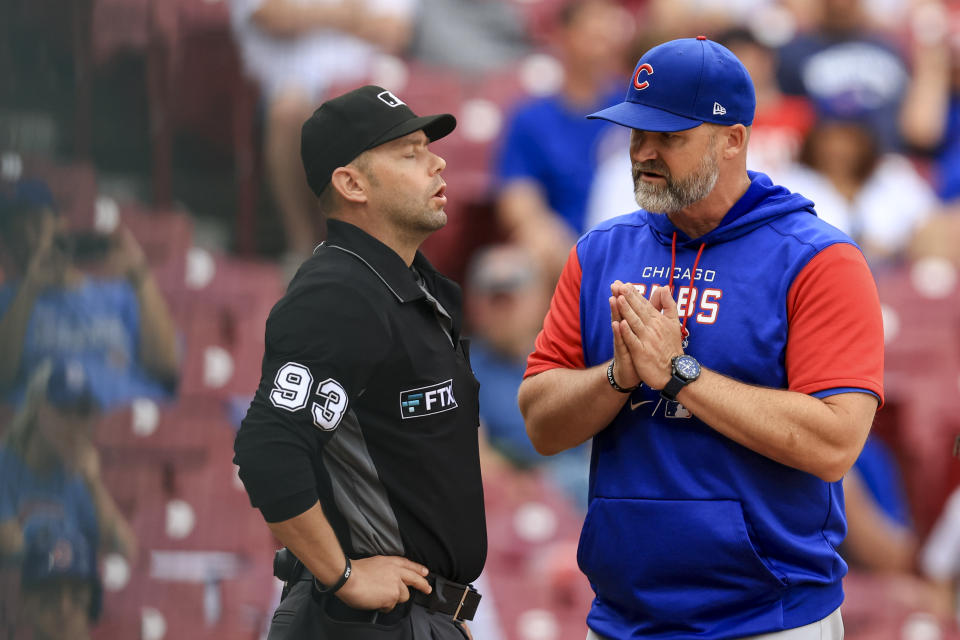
[531,172,884,639]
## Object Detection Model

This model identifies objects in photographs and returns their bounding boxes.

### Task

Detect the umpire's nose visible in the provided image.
[430,149,446,175]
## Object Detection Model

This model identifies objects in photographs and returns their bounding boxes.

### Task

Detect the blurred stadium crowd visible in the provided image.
[1,0,960,638]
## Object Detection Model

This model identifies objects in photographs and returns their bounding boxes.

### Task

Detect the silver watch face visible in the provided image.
[675,356,701,381]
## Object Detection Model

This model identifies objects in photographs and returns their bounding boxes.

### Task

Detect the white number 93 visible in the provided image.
[269,362,348,431]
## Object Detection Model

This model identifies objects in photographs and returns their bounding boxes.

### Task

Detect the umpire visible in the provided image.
[234,85,485,639]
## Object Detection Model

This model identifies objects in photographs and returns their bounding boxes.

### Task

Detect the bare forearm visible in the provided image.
[252,0,411,52]
[0,520,23,555]
[497,183,576,277]
[900,75,950,149]
[676,368,876,482]
[252,0,354,37]
[88,480,137,558]
[900,43,951,148]
[355,15,412,54]
[267,501,348,586]
[498,183,558,241]
[519,364,628,456]
[133,273,180,384]
[0,283,40,387]
[842,470,917,572]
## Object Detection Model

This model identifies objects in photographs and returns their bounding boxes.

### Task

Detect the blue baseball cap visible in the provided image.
[21,514,97,586]
[0,178,55,213]
[588,36,755,132]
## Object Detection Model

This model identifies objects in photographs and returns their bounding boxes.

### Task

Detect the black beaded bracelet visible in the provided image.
[314,556,352,594]
[606,361,638,393]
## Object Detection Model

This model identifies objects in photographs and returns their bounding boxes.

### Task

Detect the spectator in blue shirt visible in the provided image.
[0,361,136,639]
[494,0,630,280]
[0,361,136,560]
[0,179,180,410]
[465,244,589,509]
[776,0,909,151]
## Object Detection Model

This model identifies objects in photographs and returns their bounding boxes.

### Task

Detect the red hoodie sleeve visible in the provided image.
[785,243,884,405]
[525,246,586,377]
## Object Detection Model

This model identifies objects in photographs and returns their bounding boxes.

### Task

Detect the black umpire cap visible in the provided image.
[301,85,457,197]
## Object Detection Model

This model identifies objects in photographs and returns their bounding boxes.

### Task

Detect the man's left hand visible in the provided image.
[610,281,684,389]
[106,227,149,282]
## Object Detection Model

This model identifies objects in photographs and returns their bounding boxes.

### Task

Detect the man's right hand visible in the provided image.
[334,555,432,613]
[24,215,68,292]
[609,281,642,390]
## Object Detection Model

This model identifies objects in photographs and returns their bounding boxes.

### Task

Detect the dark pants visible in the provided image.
[266,577,470,640]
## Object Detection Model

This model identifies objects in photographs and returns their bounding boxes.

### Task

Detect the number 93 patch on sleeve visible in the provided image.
[268,362,348,431]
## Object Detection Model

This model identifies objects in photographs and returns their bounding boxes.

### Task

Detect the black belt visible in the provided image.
[412,573,481,622]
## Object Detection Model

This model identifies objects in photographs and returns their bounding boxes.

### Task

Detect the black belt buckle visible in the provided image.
[450,583,471,621]
[424,574,481,622]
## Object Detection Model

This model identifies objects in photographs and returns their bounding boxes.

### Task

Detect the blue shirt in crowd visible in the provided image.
[495,88,622,234]
[0,278,173,410]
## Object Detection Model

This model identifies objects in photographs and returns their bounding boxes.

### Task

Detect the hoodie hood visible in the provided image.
[645,171,816,248]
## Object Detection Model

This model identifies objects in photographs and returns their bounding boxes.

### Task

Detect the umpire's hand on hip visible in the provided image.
[337,556,433,613]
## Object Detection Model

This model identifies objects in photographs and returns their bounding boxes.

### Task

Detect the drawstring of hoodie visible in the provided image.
[668,231,707,347]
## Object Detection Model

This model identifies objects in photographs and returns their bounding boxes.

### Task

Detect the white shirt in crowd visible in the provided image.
[229,0,417,101]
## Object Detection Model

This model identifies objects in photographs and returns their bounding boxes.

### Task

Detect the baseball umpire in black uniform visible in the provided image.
[234,85,486,639]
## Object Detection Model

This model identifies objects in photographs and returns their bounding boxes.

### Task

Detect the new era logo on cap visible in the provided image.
[713,102,726,116]
[377,90,405,108]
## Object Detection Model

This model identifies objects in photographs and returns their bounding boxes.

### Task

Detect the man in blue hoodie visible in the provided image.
[519,37,884,640]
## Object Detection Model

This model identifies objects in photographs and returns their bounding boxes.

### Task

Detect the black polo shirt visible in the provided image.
[234,219,486,584]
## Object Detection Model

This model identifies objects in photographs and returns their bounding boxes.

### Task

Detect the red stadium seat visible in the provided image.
[94,395,228,451]
[111,201,195,293]
[127,454,271,555]
[874,263,960,536]
[166,254,282,400]
[843,570,960,640]
[96,396,233,518]
[94,570,273,640]
[93,393,277,640]
[502,0,566,45]
[89,0,151,66]
[480,467,594,640]
[63,0,261,254]
[150,0,262,255]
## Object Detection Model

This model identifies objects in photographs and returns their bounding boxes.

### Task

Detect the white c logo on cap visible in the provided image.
[377,91,406,108]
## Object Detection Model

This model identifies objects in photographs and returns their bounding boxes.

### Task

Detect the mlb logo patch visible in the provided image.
[400,379,457,419]
[664,400,692,419]
[377,91,406,108]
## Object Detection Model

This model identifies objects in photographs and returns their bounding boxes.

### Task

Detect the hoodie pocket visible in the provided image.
[577,497,787,623]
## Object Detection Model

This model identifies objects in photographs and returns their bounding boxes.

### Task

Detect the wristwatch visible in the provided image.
[660,355,701,401]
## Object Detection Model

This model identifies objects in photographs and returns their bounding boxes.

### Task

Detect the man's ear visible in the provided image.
[722,124,749,160]
[330,166,368,204]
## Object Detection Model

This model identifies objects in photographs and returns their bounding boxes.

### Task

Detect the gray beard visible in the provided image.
[633,148,720,214]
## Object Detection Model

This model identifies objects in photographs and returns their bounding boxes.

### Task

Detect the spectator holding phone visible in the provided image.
[0,179,180,410]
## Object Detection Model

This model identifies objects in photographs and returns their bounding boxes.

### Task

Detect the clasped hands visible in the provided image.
[609,280,684,391]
